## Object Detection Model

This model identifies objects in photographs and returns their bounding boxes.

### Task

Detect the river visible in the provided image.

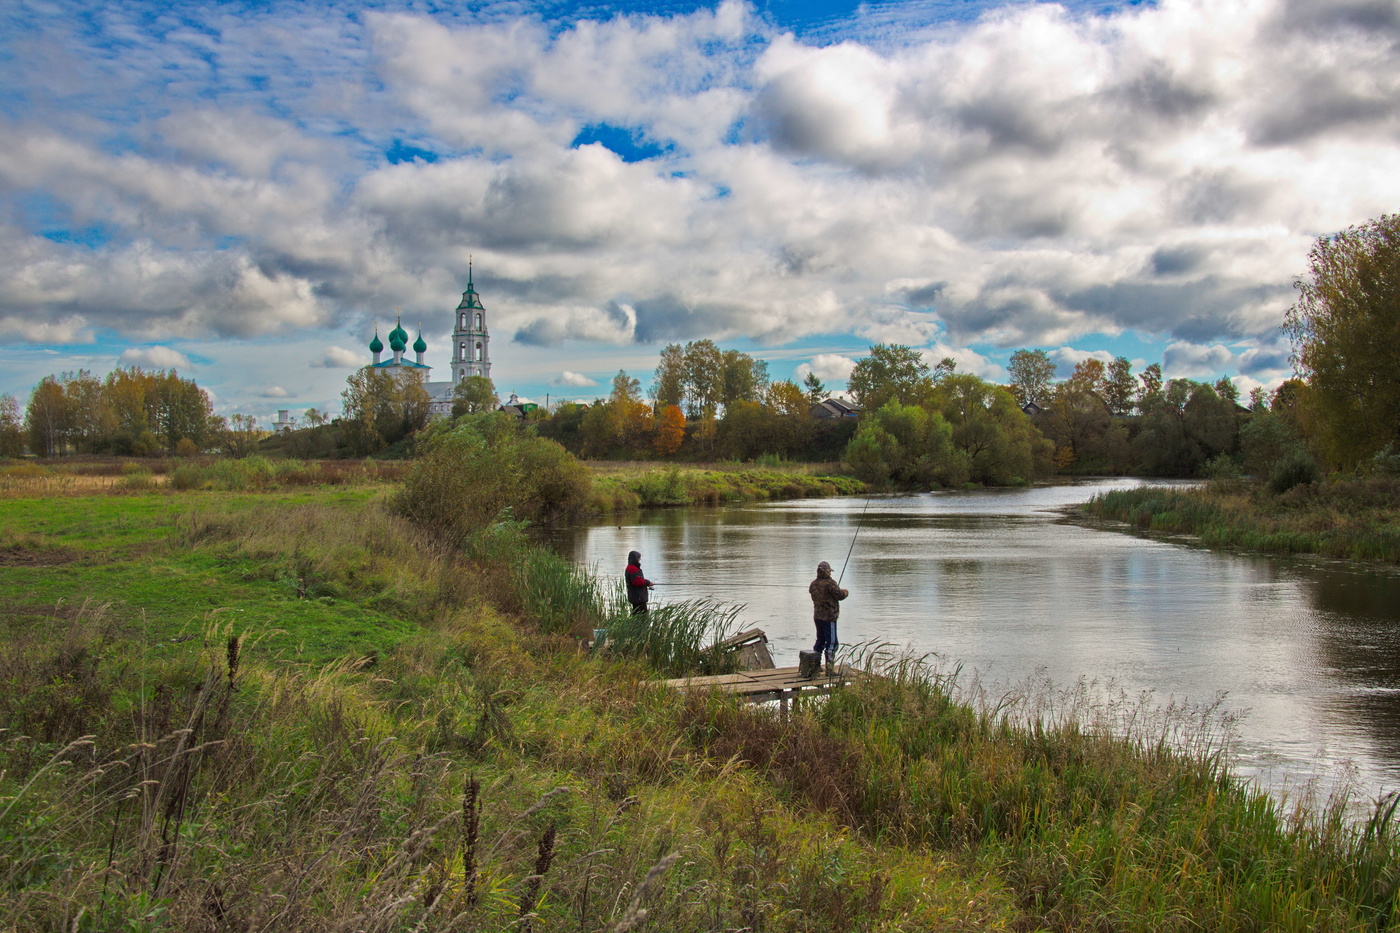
[551,478,1400,806]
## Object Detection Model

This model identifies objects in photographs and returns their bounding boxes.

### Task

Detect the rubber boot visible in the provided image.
[825,660,835,677]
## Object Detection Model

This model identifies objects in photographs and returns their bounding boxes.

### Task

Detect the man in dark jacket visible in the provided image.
[809,560,848,676]
[625,550,653,615]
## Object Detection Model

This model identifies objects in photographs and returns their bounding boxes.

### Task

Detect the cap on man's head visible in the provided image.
[628,550,641,563]
[817,560,832,572]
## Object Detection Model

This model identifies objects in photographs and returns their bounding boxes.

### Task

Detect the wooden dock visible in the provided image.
[663,665,860,709]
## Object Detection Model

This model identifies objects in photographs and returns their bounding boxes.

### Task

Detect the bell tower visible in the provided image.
[451,259,490,383]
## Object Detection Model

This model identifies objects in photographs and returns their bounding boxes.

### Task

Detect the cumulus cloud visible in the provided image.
[3,0,1400,412]
[1162,341,1237,378]
[549,370,598,387]
[262,386,291,398]
[118,345,193,370]
[796,353,857,382]
[314,346,366,368]
[1049,346,1116,378]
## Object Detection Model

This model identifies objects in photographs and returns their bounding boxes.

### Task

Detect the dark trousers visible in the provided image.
[630,602,648,616]
[813,618,838,663]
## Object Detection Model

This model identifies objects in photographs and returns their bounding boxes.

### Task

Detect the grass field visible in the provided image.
[4,475,1400,931]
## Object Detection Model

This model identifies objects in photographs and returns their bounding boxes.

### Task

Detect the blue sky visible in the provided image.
[2,0,1398,421]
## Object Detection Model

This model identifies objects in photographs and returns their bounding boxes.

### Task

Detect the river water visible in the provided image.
[551,478,1400,805]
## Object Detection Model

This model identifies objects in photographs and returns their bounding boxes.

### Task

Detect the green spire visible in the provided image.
[413,325,427,354]
[369,325,383,354]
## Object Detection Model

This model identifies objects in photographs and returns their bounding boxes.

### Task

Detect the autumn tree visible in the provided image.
[0,394,24,458]
[683,339,724,419]
[932,374,1051,484]
[654,404,685,455]
[25,377,70,457]
[1284,213,1400,467]
[341,367,431,455]
[1007,349,1056,408]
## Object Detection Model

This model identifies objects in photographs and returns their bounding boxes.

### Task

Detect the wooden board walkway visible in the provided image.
[663,665,861,707]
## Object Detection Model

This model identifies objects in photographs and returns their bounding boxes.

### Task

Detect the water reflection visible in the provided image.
[550,478,1400,802]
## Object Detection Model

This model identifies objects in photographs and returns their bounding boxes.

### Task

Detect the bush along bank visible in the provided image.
[590,465,866,511]
[1084,474,1400,563]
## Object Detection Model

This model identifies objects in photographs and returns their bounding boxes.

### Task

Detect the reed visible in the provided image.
[1085,478,1400,564]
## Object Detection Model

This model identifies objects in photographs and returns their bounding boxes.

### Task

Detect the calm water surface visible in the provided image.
[553,478,1400,803]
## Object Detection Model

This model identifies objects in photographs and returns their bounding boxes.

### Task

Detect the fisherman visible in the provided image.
[808,560,848,676]
[624,550,654,615]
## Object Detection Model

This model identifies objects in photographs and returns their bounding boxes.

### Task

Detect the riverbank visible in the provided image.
[4,483,1400,930]
[586,461,866,511]
[1082,475,1400,564]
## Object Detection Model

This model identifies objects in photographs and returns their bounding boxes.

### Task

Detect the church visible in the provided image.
[366,265,492,418]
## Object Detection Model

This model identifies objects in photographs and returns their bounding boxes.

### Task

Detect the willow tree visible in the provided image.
[1284,213,1400,467]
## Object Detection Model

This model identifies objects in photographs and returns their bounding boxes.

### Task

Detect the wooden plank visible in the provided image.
[663,665,863,701]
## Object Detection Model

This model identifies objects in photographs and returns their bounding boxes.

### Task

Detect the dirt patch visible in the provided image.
[0,544,81,567]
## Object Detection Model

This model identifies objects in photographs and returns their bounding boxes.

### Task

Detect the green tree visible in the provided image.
[720,350,768,408]
[1104,357,1137,416]
[683,340,724,419]
[802,371,826,405]
[844,401,963,489]
[1007,349,1056,408]
[933,374,1049,484]
[847,344,933,411]
[1138,363,1163,407]
[652,343,687,411]
[1284,213,1400,466]
[452,375,498,417]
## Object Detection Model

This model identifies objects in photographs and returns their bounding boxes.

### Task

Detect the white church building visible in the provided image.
[366,265,493,418]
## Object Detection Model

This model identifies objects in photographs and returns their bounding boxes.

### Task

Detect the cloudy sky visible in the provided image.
[2,0,1398,421]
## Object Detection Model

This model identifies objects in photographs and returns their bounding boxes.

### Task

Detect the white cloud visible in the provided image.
[1049,346,1116,378]
[4,0,1400,412]
[797,353,857,383]
[550,370,598,387]
[314,346,366,368]
[0,313,93,344]
[118,345,193,370]
[1162,341,1237,378]
[262,386,290,398]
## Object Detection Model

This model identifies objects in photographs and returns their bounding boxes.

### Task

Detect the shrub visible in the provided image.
[1269,451,1320,495]
[393,413,593,545]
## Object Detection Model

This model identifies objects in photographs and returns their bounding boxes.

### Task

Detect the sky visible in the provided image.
[2,0,1399,422]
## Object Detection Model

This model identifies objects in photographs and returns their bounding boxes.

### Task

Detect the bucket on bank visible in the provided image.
[592,629,607,649]
[798,650,822,679]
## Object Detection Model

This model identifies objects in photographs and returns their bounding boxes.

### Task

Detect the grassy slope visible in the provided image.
[2,483,1399,931]
[1082,476,1400,564]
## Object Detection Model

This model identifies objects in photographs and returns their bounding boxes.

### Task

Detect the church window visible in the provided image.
[459,342,466,359]
[475,342,483,361]
[475,313,482,330]
[460,313,466,329]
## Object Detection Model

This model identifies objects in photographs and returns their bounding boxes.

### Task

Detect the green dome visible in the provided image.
[413,329,427,354]
[369,329,383,354]
[388,317,408,352]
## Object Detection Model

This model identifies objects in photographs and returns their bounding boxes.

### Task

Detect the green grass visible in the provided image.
[4,479,1400,931]
[0,488,421,666]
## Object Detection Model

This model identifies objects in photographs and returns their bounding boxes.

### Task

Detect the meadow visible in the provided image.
[3,466,1400,931]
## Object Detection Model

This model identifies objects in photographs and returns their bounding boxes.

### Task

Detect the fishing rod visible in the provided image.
[649,583,807,589]
[836,493,875,586]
